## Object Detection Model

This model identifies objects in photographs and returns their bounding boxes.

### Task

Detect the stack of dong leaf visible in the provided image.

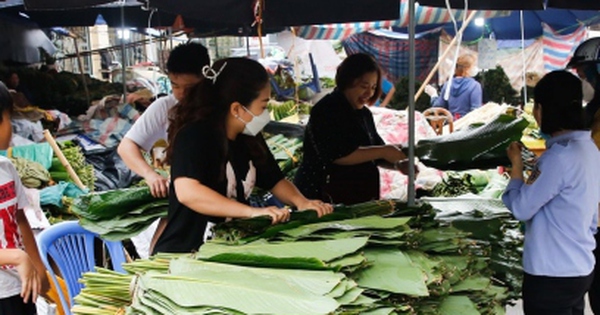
[72,187,168,241]
[73,200,522,315]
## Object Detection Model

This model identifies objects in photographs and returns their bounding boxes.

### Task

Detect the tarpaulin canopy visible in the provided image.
[395,9,600,40]
[295,1,509,40]
[0,0,400,33]
[418,0,600,10]
[147,0,400,28]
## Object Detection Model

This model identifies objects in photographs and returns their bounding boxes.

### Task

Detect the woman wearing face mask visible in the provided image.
[425,54,482,120]
[153,58,333,254]
[294,53,409,205]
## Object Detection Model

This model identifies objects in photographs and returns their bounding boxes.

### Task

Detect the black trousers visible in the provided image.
[0,294,36,315]
[589,232,600,314]
[523,272,594,315]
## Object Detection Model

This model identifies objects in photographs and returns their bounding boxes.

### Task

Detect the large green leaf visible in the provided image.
[438,295,480,315]
[137,273,339,315]
[405,251,443,285]
[335,287,364,305]
[328,254,366,269]
[362,307,397,315]
[328,279,358,298]
[355,249,429,297]
[169,258,343,296]
[452,276,491,292]
[281,216,411,238]
[198,237,369,263]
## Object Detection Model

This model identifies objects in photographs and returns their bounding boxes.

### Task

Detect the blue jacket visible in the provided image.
[431,77,482,118]
[502,131,600,277]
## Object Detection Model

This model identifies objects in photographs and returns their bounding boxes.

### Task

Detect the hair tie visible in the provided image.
[202,62,227,84]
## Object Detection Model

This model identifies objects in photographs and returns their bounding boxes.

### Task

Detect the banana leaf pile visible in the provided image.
[414,114,529,170]
[427,196,523,301]
[72,187,168,241]
[73,199,523,315]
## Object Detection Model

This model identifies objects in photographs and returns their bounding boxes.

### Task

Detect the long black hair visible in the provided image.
[166,57,270,171]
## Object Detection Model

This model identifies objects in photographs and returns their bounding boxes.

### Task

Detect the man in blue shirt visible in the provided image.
[503,70,600,315]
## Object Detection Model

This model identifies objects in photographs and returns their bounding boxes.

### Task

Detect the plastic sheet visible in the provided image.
[84,148,141,191]
[0,142,54,169]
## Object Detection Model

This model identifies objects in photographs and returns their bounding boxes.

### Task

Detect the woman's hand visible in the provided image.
[507,141,524,166]
[252,206,291,224]
[145,171,169,198]
[15,250,41,304]
[395,159,419,176]
[296,199,334,217]
[381,145,406,164]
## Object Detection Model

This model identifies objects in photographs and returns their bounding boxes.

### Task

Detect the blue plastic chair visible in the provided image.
[36,221,127,315]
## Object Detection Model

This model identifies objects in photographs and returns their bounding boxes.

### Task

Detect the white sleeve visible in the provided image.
[9,165,30,209]
[124,95,176,151]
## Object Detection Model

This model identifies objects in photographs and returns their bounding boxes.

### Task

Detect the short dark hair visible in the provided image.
[335,53,382,105]
[166,42,210,76]
[534,70,585,134]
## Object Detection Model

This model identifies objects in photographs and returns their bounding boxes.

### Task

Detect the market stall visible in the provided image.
[3,1,598,315]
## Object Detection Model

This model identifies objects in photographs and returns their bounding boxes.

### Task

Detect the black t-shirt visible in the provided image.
[153,120,284,254]
[294,90,385,204]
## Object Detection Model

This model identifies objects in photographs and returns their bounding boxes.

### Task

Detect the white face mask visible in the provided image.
[468,66,480,77]
[238,107,271,136]
[582,79,595,103]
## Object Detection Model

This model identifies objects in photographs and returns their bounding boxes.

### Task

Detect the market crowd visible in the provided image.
[0,35,599,315]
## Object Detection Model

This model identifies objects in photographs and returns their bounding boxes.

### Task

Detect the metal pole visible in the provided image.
[120,5,127,99]
[520,11,527,107]
[246,36,251,57]
[407,0,416,206]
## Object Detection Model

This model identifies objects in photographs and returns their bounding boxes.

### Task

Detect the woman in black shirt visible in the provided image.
[294,53,408,205]
[154,58,333,254]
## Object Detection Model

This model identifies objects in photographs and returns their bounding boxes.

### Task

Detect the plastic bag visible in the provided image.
[0,142,53,169]
[40,181,88,207]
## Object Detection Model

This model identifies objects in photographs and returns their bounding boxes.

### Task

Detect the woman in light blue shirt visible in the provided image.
[503,70,600,315]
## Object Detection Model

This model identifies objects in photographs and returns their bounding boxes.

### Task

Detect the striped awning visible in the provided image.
[295,0,509,40]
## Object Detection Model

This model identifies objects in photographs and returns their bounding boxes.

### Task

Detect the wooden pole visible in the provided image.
[43,130,87,191]
[414,11,477,101]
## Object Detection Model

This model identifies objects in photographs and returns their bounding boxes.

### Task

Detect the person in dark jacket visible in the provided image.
[294,53,410,205]
[425,54,482,119]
